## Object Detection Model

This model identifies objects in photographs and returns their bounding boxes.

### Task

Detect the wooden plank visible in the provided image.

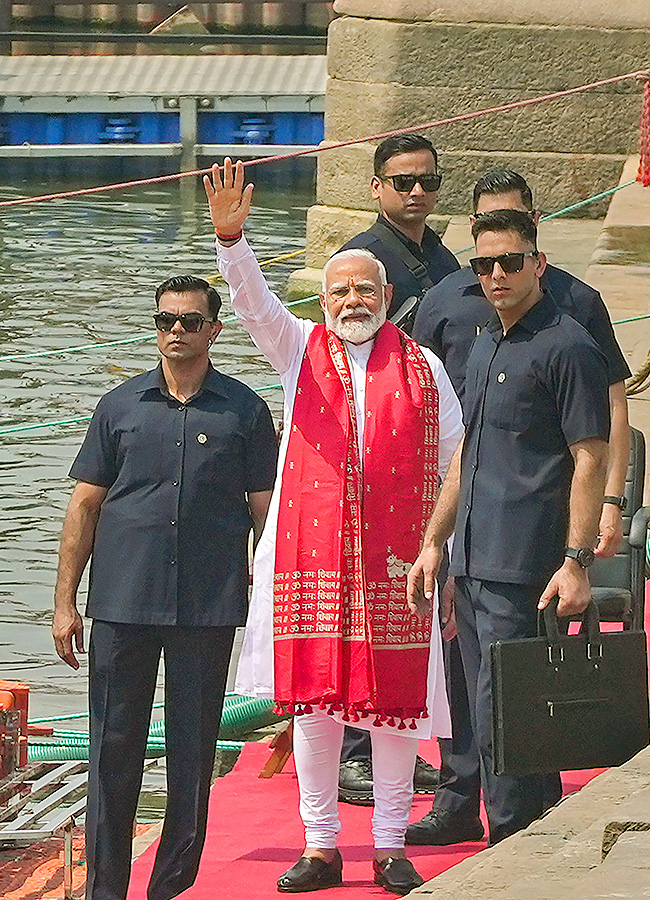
[0,771,88,832]
[0,761,85,823]
[259,719,294,778]
[0,795,87,842]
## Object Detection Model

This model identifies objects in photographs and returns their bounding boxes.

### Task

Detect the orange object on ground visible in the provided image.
[0,681,29,775]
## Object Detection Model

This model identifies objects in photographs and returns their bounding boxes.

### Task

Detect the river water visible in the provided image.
[0,164,315,726]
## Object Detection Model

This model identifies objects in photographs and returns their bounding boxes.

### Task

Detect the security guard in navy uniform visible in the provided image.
[340,133,459,334]
[407,170,630,846]
[408,210,610,844]
[337,133,460,806]
[52,276,278,900]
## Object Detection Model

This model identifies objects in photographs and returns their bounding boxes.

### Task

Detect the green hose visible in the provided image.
[26,695,280,762]
[148,696,282,741]
[28,738,245,763]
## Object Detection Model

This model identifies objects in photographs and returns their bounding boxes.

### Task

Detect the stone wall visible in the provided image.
[291,0,650,288]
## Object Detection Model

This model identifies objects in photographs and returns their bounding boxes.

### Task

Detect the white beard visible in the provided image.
[324,305,387,344]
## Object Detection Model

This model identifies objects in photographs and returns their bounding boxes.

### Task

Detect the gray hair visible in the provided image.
[321,248,388,293]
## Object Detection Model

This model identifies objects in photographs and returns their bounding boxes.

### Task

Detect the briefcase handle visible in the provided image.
[539,597,602,663]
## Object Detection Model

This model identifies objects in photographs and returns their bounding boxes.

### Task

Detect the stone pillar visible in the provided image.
[0,0,12,55]
[288,0,650,297]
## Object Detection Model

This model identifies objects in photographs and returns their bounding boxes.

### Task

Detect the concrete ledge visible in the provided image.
[603,830,650,867]
[333,0,650,29]
[602,785,650,856]
[561,831,650,900]
[285,267,324,303]
[305,204,378,266]
[590,156,650,265]
[413,747,650,899]
[584,155,650,440]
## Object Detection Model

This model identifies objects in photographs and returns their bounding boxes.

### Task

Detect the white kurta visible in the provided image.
[218,236,464,740]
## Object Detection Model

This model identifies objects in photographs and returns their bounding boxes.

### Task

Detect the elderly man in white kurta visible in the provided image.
[205,160,463,896]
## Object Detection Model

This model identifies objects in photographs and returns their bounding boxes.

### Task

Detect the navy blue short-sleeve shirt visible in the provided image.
[70,364,278,626]
[450,293,610,585]
[413,264,631,400]
[341,215,459,322]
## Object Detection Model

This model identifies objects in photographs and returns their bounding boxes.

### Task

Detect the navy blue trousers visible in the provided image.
[86,621,235,900]
[454,577,562,844]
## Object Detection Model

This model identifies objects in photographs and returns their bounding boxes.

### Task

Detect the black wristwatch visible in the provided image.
[603,495,627,511]
[565,547,595,568]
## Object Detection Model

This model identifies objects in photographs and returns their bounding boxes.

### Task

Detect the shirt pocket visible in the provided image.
[117,426,166,483]
[192,430,244,487]
[486,372,536,433]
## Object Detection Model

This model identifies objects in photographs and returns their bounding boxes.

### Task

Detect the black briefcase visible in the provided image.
[491,599,650,776]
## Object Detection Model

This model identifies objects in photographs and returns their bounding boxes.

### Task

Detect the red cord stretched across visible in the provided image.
[0,66,648,209]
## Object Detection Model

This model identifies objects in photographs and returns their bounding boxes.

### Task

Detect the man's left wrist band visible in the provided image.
[603,495,627,510]
[216,230,243,242]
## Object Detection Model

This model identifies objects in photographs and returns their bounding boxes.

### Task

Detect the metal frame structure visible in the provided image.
[0,761,88,900]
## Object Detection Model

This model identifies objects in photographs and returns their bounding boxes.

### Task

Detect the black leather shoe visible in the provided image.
[413,756,440,794]
[338,758,374,805]
[373,857,424,895]
[339,756,440,805]
[405,808,484,845]
[277,850,343,892]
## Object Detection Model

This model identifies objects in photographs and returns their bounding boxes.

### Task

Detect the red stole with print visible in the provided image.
[273,322,439,728]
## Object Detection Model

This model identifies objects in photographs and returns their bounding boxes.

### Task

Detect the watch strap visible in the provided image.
[603,495,627,510]
[565,547,595,567]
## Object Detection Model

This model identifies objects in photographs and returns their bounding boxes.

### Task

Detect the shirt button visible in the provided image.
[172,480,179,487]
[170,520,176,526]
[176,440,182,447]
[178,405,185,411]
[465,504,470,510]
[170,559,176,566]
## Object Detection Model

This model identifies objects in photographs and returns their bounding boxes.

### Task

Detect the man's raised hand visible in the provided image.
[203,157,254,241]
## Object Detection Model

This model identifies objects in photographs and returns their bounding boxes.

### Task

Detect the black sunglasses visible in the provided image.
[383,173,442,193]
[469,251,539,276]
[153,312,214,333]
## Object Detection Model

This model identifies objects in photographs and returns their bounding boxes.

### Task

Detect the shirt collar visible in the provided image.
[134,362,229,399]
[376,214,440,252]
[484,289,560,337]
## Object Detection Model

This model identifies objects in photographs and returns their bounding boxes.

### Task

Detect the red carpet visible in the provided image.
[127,594,650,899]
[127,740,486,900]
[125,743,608,899]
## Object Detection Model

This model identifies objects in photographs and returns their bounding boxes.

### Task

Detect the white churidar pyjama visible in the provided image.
[293,711,419,849]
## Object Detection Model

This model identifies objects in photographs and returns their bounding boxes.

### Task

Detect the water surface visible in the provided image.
[0,165,313,722]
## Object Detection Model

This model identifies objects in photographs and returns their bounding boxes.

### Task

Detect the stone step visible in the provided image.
[560,831,650,899]
[590,156,650,266]
[601,783,650,856]
[414,747,650,898]
[603,829,650,867]
[584,153,650,494]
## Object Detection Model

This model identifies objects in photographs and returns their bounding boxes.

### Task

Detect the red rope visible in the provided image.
[0,66,648,209]
[638,78,650,187]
